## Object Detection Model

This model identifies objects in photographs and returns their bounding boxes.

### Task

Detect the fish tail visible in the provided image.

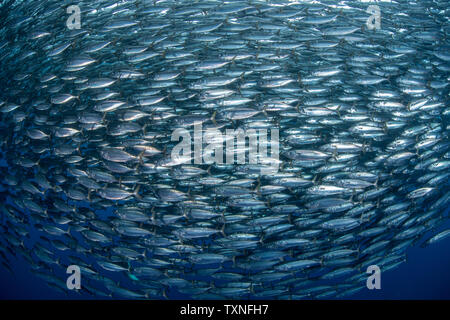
[211,111,217,125]
[133,184,142,200]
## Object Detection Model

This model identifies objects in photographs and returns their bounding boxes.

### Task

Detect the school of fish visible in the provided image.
[0,0,449,299]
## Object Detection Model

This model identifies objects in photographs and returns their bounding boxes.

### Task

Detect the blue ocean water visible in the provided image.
[1,0,449,301]
[0,158,450,299]
[1,215,449,299]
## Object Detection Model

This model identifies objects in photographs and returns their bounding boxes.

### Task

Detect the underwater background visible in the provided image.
[1,216,450,299]
[1,217,450,299]
[1,0,450,300]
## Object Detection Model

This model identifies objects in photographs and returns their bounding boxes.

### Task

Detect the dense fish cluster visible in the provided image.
[0,0,449,299]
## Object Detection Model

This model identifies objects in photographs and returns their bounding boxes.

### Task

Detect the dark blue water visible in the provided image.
[1,217,449,299]
[0,0,449,300]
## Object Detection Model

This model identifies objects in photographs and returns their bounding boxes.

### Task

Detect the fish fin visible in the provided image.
[210,111,217,126]
[312,174,318,184]
[362,141,367,153]
[133,184,142,200]
[253,178,261,196]
[138,150,145,165]
[220,224,226,237]
[182,208,188,220]
[259,234,264,245]
[332,151,338,161]
[262,108,268,118]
